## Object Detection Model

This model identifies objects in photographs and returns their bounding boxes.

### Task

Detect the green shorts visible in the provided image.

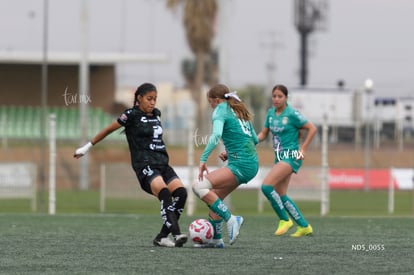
[274,157,303,173]
[227,160,259,184]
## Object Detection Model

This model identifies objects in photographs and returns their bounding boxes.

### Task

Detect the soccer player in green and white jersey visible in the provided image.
[257,84,317,237]
[192,84,259,248]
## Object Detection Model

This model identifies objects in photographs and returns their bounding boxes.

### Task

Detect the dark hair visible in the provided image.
[272,84,288,97]
[134,83,157,106]
[207,84,253,121]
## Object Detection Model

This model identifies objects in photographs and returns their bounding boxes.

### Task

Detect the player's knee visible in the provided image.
[172,186,187,201]
[261,184,274,197]
[192,179,212,199]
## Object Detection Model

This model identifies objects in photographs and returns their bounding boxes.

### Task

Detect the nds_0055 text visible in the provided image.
[351,243,385,252]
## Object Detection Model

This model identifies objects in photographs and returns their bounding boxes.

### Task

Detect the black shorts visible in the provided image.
[134,164,179,195]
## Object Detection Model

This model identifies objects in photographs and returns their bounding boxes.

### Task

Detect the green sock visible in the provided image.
[261,185,289,221]
[281,195,308,227]
[208,217,223,240]
[209,198,231,222]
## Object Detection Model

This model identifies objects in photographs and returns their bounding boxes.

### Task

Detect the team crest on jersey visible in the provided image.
[142,165,154,177]
[282,116,288,125]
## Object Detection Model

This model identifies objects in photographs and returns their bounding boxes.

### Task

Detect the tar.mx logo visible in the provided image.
[275,143,304,161]
[63,86,92,106]
[192,128,220,147]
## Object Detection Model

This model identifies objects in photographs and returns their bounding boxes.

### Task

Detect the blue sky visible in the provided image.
[1,0,413,96]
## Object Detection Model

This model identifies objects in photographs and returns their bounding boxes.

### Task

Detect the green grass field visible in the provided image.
[1,189,414,216]
[1,190,414,274]
[0,214,413,274]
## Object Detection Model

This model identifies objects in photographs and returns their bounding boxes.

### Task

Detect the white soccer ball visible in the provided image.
[188,219,214,244]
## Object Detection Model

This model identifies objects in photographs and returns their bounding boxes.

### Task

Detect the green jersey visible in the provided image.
[264,102,307,156]
[200,102,258,184]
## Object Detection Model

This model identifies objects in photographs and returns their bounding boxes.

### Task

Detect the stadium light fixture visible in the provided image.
[364,78,374,91]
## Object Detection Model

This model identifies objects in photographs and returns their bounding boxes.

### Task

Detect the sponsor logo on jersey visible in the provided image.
[270,126,284,133]
[119,113,128,123]
[149,144,166,150]
[153,125,163,138]
[141,116,160,123]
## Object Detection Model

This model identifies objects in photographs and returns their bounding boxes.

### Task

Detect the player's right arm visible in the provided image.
[256,127,269,143]
[73,120,122,159]
[198,119,224,181]
[256,108,271,143]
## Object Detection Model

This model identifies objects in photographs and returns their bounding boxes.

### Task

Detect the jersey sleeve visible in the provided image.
[292,109,308,128]
[200,119,224,163]
[211,104,225,123]
[117,108,134,127]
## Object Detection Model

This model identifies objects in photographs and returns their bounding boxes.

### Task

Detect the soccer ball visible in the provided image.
[188,219,214,244]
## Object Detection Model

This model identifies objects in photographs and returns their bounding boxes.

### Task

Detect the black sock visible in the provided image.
[158,188,180,236]
[159,187,188,237]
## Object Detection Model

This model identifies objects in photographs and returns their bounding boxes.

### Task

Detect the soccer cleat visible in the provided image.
[153,235,175,248]
[173,234,188,247]
[193,239,225,249]
[227,215,244,245]
[290,224,313,237]
[274,219,293,236]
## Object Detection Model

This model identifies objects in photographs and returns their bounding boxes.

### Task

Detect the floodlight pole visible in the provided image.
[294,0,326,87]
[299,31,310,87]
[295,0,313,86]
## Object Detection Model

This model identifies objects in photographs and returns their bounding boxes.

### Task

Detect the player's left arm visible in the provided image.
[297,121,317,159]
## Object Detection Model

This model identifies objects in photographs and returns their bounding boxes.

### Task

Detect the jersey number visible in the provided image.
[238,119,252,137]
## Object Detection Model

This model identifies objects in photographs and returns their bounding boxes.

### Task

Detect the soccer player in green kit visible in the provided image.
[192,84,259,248]
[257,84,317,237]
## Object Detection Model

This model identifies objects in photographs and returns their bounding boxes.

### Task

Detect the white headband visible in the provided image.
[224,91,241,102]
